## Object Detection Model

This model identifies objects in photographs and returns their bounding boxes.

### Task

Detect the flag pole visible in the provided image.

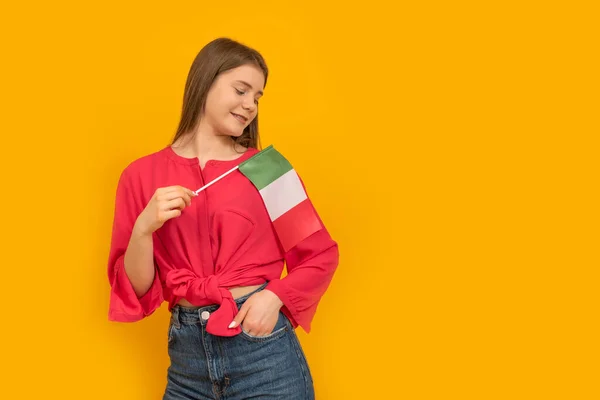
[194,165,240,195]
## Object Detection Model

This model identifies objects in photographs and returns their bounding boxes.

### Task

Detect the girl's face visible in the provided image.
[202,64,265,140]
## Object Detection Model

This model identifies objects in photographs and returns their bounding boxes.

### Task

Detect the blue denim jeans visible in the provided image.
[163,283,315,399]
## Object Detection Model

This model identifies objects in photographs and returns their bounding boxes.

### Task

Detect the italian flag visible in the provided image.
[238,145,322,252]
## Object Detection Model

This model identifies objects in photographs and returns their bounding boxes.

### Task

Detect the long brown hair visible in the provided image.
[171,37,268,150]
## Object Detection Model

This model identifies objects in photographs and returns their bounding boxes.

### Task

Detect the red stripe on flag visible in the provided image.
[272,199,322,252]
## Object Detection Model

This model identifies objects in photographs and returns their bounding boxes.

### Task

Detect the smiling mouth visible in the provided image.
[231,113,248,123]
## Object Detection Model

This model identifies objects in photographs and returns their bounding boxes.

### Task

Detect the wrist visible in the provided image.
[132,218,152,239]
[264,289,284,308]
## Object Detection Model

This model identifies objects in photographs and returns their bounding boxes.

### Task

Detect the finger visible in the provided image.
[184,192,193,206]
[254,324,269,337]
[163,198,186,211]
[159,186,196,196]
[162,190,194,207]
[174,187,194,205]
[178,191,192,207]
[162,209,182,220]
[157,186,182,195]
[230,303,250,329]
[184,187,198,198]
[173,185,198,198]
[246,328,258,336]
[252,328,267,337]
[160,190,188,202]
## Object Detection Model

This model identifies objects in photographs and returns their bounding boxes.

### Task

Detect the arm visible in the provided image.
[266,224,339,333]
[107,168,163,322]
[124,227,155,298]
[265,176,340,333]
[230,213,338,335]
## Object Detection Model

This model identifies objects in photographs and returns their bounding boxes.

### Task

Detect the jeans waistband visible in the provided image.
[171,282,269,326]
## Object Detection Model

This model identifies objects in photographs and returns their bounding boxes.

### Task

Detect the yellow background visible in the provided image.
[1,1,598,399]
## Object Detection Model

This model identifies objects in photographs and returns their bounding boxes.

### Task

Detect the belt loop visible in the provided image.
[171,306,181,329]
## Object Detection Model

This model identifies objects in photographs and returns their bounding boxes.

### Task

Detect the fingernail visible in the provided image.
[228,321,236,328]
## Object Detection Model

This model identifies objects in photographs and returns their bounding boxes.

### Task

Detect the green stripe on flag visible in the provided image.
[238,145,293,190]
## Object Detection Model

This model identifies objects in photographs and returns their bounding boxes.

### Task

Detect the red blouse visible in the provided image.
[107,145,339,336]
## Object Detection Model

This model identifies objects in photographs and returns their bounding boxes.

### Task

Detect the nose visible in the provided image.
[242,98,256,113]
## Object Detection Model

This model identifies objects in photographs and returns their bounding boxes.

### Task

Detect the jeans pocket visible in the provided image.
[240,311,289,343]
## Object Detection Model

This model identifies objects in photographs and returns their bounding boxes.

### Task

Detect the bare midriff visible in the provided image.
[176,284,263,308]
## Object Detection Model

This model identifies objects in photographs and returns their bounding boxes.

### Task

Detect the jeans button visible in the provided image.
[201,311,210,320]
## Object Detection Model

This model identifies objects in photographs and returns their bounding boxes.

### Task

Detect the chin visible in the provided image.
[223,131,243,140]
[220,123,245,138]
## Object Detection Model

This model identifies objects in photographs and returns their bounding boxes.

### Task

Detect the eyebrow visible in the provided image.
[235,80,263,96]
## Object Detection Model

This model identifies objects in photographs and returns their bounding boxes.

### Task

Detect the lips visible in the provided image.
[231,113,248,124]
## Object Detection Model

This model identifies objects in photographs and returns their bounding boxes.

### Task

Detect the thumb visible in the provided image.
[229,302,249,329]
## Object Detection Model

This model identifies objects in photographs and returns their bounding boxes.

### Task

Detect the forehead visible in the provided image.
[219,64,265,89]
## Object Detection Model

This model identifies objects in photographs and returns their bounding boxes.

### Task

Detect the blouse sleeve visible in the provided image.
[265,176,339,333]
[107,167,164,322]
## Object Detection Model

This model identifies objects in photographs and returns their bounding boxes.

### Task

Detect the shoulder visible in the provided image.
[118,146,171,184]
[232,146,260,165]
[244,146,260,157]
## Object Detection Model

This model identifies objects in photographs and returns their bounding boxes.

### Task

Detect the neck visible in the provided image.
[173,120,244,159]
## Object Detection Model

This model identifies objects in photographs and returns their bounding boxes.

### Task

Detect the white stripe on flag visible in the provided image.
[259,169,307,221]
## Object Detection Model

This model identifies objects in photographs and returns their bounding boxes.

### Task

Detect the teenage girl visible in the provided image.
[107,37,339,399]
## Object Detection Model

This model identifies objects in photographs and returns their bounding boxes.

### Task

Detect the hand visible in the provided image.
[134,186,197,236]
[229,290,284,336]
